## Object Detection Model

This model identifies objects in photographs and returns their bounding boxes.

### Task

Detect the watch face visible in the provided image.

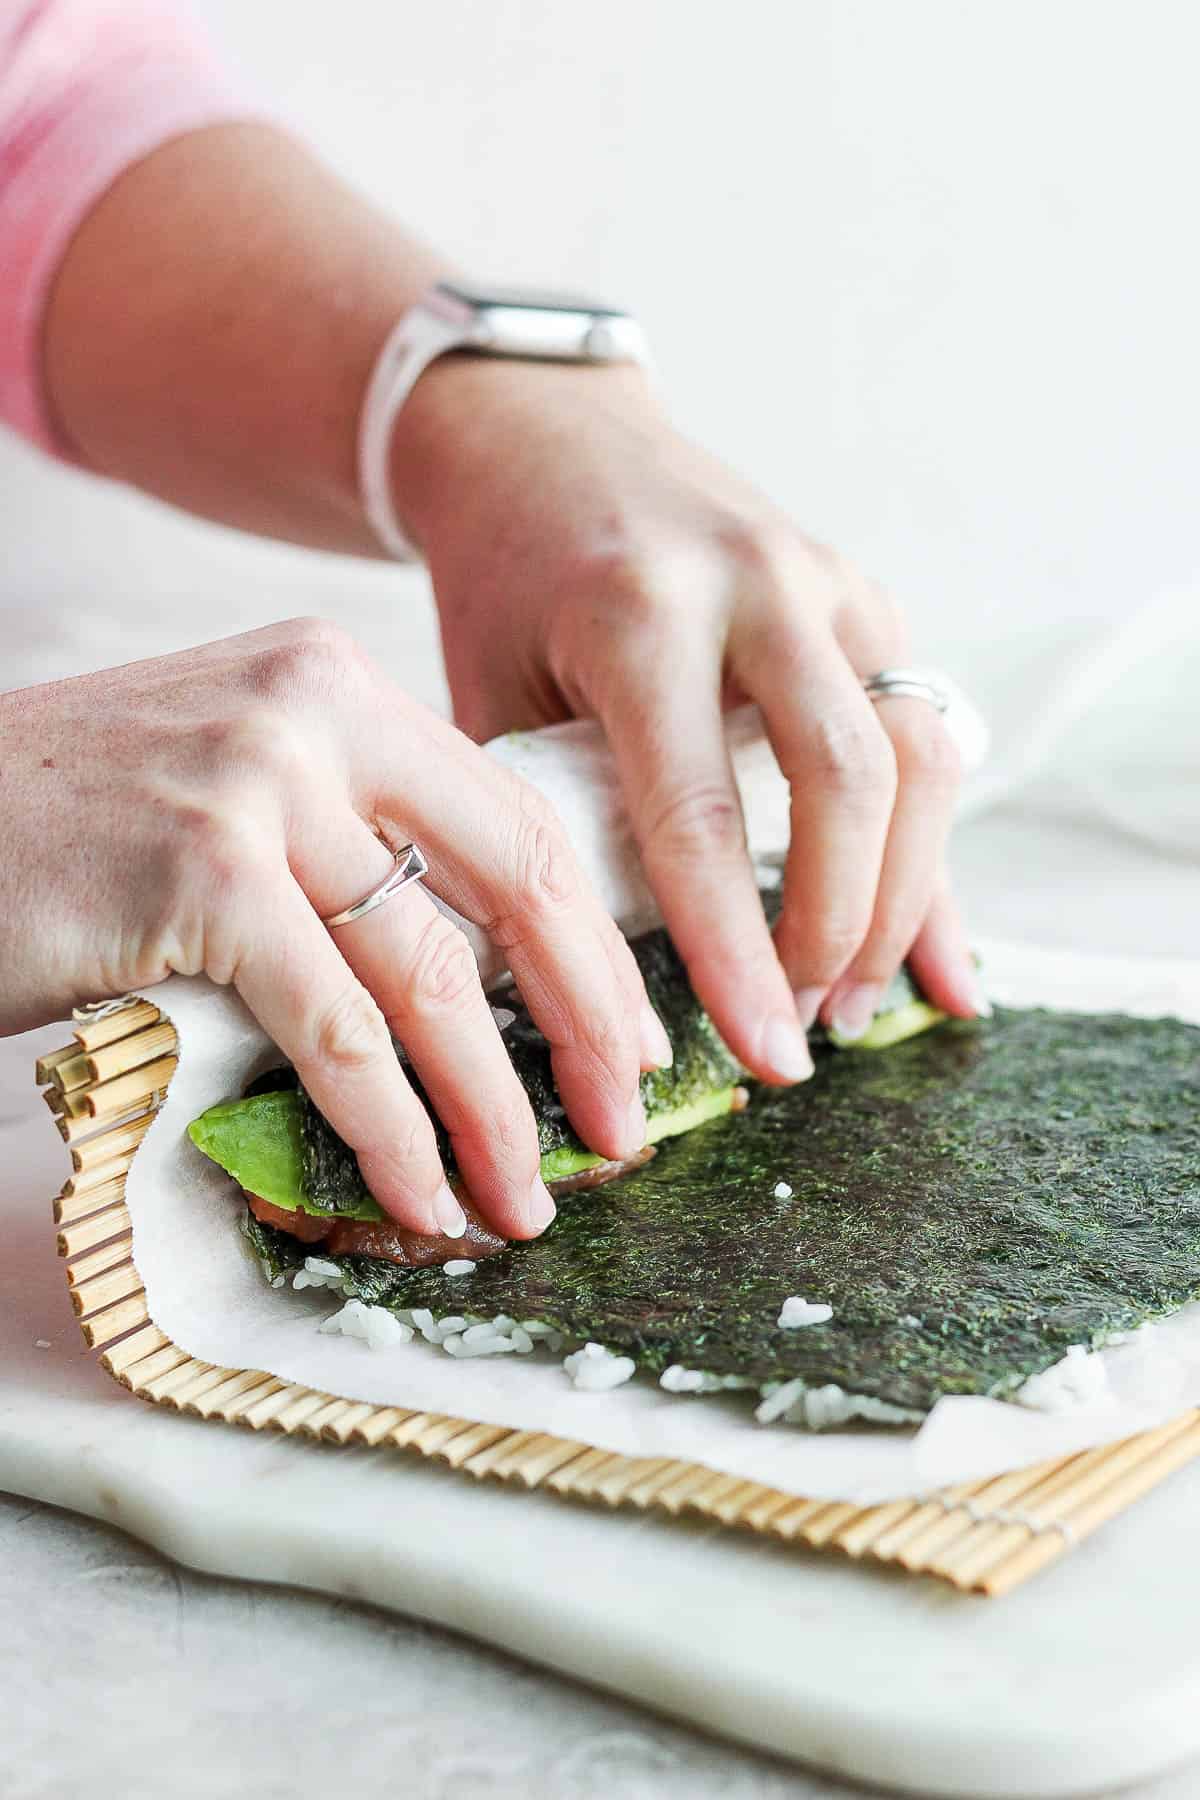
[440,280,625,317]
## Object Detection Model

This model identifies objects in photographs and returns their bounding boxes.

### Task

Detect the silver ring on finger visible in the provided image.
[322,842,429,929]
[863,666,950,714]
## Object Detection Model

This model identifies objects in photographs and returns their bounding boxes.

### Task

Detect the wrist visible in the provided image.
[386,352,655,560]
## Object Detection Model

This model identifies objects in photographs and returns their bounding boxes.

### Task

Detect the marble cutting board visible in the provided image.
[4,994,1200,1800]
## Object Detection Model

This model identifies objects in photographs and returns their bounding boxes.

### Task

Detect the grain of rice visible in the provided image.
[777,1295,833,1329]
[443,1259,477,1276]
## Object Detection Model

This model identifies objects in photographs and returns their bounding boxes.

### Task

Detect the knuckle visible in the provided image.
[312,981,390,1075]
[580,1002,629,1067]
[805,715,897,803]
[251,616,366,697]
[210,708,309,786]
[488,786,580,947]
[175,804,269,901]
[404,913,481,1013]
[646,780,746,864]
[578,541,699,638]
[807,923,871,982]
[714,513,796,585]
[895,717,962,788]
[489,1094,538,1166]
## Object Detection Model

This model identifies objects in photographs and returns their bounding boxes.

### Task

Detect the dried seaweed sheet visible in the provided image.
[247,1007,1200,1410]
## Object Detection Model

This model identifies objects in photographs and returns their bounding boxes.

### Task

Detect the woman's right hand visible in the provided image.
[0,619,668,1240]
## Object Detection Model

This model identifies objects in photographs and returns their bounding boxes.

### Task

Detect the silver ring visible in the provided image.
[863,666,950,714]
[322,842,429,929]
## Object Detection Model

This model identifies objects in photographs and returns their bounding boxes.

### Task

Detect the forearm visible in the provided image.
[43,123,451,554]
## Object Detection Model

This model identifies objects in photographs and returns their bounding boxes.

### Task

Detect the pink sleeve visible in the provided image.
[0,0,262,459]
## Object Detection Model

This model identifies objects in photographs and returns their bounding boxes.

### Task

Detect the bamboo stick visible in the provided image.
[656,1464,725,1515]
[272,1391,334,1434]
[242,1383,312,1431]
[552,1450,623,1499]
[894,1462,1065,1572]
[70,1113,154,1173]
[320,1402,376,1443]
[182,1368,269,1418]
[35,1042,83,1085]
[63,1231,133,1287]
[71,1260,143,1319]
[983,1417,1200,1596]
[221,1377,288,1424]
[689,1472,759,1517]
[409,1416,474,1457]
[55,1178,129,1226]
[935,1416,1200,1586]
[84,1021,178,1085]
[740,1488,792,1531]
[165,1364,240,1410]
[768,1498,838,1542]
[101,1323,170,1376]
[357,1407,418,1446]
[123,1347,193,1394]
[706,1480,763,1525]
[57,1202,132,1260]
[498,1435,589,1489]
[803,1501,868,1548]
[83,1055,177,1120]
[80,1288,149,1347]
[838,1498,920,1559]
[437,1422,511,1469]
[61,1162,130,1203]
[51,1052,93,1094]
[136,1355,212,1402]
[595,1456,674,1508]
[459,1429,536,1480]
[296,1398,358,1439]
[72,999,160,1053]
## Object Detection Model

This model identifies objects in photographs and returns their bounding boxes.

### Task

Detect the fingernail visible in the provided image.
[639,1001,674,1069]
[526,1176,557,1233]
[969,973,993,1019]
[625,1092,648,1153]
[830,981,884,1044]
[434,1182,468,1238]
[761,1012,814,1082]
[792,986,826,1033]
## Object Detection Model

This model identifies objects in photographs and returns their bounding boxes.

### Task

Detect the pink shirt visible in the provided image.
[0,0,252,458]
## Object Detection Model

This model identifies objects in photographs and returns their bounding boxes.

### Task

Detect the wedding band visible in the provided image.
[322,842,429,929]
[863,667,950,714]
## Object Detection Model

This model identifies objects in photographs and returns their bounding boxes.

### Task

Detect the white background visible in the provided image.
[4,0,1199,706]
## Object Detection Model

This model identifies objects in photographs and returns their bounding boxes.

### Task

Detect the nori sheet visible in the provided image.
[246,1007,1200,1411]
[293,915,745,1214]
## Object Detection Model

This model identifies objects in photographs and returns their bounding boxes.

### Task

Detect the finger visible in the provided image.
[597,654,815,1086]
[294,815,556,1240]
[820,696,965,1039]
[356,709,655,1162]
[906,882,988,1020]
[732,618,898,1025]
[233,874,461,1237]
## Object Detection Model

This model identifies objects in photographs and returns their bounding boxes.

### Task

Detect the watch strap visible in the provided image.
[357,292,476,562]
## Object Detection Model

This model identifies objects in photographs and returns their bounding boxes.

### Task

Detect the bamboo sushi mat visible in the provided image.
[38,996,1200,1599]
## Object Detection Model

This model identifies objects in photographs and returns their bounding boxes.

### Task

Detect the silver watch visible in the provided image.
[358,280,652,560]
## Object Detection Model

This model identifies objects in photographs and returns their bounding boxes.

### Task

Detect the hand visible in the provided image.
[391,359,983,1082]
[0,620,665,1238]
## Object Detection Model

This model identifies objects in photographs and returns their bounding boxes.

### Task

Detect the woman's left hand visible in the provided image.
[391,357,985,1086]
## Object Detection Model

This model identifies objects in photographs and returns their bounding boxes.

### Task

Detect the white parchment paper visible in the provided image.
[121,711,1200,1505]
